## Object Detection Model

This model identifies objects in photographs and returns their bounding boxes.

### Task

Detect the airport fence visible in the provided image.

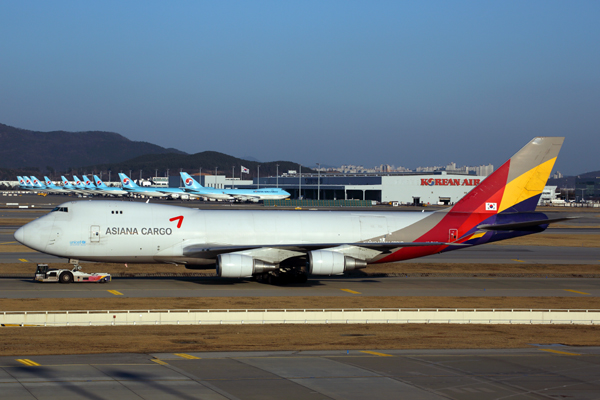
[2,308,600,327]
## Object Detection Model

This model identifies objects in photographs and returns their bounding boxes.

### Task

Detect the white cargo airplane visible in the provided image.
[14,138,570,284]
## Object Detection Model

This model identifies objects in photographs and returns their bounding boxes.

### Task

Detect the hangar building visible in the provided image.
[251,172,487,205]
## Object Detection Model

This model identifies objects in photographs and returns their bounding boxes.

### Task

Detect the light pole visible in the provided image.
[199,167,202,185]
[257,165,260,189]
[232,166,235,189]
[316,163,320,200]
[215,167,218,188]
[276,164,279,188]
[140,170,142,181]
[299,164,302,199]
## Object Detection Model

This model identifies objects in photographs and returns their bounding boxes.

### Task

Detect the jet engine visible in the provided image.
[216,254,278,278]
[308,250,367,276]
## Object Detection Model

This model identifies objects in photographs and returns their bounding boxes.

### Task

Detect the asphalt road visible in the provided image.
[1,276,598,299]
[1,243,599,265]
[2,347,599,399]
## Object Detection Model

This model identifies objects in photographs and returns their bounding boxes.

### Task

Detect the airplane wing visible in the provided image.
[182,241,468,260]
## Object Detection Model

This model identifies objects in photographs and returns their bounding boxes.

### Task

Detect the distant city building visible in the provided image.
[334,162,494,176]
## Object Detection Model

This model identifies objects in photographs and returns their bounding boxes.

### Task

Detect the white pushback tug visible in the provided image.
[34,263,111,283]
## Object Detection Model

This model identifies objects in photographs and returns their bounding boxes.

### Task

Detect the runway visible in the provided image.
[2,347,599,399]
[1,276,599,299]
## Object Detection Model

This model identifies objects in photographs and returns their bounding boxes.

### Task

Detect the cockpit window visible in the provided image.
[51,207,69,213]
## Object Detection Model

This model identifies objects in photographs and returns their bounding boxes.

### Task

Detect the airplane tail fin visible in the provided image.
[72,176,83,187]
[82,175,94,188]
[180,172,203,189]
[43,176,54,187]
[93,175,107,188]
[30,176,42,187]
[119,173,138,189]
[450,137,564,215]
[378,137,565,262]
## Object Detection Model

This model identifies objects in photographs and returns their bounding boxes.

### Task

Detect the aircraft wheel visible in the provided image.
[59,272,73,284]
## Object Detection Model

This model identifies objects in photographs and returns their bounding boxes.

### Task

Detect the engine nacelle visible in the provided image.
[308,250,367,276]
[216,254,278,278]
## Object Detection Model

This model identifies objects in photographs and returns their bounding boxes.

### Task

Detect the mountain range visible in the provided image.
[0,123,310,180]
[0,123,184,171]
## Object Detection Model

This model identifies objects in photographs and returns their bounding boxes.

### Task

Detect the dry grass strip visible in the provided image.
[1,324,599,356]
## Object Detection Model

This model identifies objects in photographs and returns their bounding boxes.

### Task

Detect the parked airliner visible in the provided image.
[180,172,290,201]
[119,173,185,198]
[15,138,569,284]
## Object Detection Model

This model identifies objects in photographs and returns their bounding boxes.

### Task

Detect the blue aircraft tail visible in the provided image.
[81,175,96,189]
[43,177,58,188]
[93,175,109,188]
[118,173,139,189]
[60,176,73,188]
[30,176,44,189]
[180,172,204,190]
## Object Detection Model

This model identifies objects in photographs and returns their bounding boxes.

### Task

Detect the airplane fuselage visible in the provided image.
[15,200,435,265]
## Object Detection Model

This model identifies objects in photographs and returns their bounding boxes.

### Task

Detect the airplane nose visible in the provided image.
[14,226,25,244]
[13,218,53,252]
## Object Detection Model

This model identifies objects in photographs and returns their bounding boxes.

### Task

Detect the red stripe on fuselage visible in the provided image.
[376,161,511,263]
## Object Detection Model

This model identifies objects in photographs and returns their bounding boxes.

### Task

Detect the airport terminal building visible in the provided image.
[222,172,488,205]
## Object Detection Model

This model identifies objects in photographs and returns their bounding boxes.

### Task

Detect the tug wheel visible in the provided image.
[59,272,73,284]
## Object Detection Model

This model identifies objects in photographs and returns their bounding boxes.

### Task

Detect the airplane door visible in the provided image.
[449,229,458,242]
[90,225,100,243]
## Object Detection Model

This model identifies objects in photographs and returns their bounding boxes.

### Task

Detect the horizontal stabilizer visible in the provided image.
[477,216,577,231]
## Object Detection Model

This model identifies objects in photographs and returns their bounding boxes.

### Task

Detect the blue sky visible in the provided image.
[1,1,598,174]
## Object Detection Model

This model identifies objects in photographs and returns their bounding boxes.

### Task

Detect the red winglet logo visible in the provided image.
[169,215,184,229]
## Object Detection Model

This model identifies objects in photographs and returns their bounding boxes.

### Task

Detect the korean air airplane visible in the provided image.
[93,175,128,196]
[61,176,89,195]
[16,176,33,190]
[119,173,185,198]
[60,176,80,194]
[42,177,68,194]
[180,172,290,201]
[30,176,65,194]
[15,137,570,285]
[81,175,99,192]
[179,172,234,201]
[29,176,48,192]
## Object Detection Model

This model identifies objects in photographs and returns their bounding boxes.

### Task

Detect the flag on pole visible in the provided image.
[241,166,249,174]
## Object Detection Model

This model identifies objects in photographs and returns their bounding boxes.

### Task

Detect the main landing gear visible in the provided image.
[255,269,308,285]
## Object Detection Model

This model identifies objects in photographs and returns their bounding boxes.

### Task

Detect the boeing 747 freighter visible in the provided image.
[15,138,569,284]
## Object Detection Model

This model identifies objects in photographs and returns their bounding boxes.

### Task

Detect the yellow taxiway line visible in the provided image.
[107,290,123,296]
[540,349,580,356]
[341,289,361,294]
[16,359,40,366]
[174,353,200,359]
[564,289,591,295]
[360,351,393,357]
